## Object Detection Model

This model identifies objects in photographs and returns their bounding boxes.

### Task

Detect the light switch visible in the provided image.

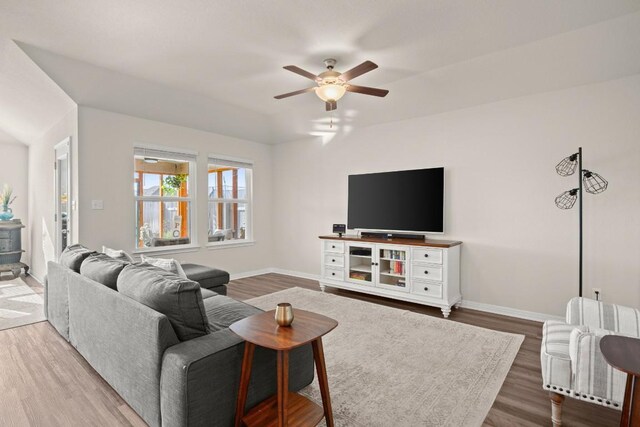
[91,200,104,210]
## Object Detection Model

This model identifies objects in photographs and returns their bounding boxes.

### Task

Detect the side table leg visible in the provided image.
[235,342,255,427]
[277,350,289,427]
[312,338,334,427]
[621,374,640,427]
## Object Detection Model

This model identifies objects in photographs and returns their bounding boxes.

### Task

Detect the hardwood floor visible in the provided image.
[0,273,620,426]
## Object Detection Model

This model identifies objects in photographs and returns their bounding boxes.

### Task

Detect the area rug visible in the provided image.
[247,287,524,427]
[0,278,45,331]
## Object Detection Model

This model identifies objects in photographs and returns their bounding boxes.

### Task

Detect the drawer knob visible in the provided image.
[332,272,335,276]
[424,254,429,258]
[424,270,429,274]
[332,245,335,248]
[424,287,429,291]
[332,259,335,262]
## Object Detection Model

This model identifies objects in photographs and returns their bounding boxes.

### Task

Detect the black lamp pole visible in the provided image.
[578,147,583,297]
[555,146,608,299]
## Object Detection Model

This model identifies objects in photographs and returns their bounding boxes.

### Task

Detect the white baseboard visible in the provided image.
[270,268,320,281]
[232,267,563,323]
[458,300,563,323]
[230,268,274,280]
[28,273,45,286]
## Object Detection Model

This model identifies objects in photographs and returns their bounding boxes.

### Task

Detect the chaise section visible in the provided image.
[182,263,229,295]
[160,328,314,427]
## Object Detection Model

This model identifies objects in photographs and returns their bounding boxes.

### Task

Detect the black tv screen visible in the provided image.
[347,167,444,233]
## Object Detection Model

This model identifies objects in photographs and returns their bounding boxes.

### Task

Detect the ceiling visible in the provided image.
[1,0,640,144]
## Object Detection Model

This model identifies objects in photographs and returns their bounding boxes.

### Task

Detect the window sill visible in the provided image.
[133,244,201,256]
[206,240,256,250]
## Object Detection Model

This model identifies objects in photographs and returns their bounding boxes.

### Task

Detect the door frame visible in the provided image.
[54,137,72,261]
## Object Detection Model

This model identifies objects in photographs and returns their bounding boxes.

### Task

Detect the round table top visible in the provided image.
[229,309,338,351]
[600,335,640,376]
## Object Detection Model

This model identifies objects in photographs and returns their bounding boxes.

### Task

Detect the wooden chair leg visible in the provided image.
[550,392,565,427]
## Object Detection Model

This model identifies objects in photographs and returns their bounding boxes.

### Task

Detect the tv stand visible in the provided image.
[319,235,462,318]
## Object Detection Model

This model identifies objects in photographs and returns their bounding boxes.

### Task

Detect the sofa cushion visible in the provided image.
[117,263,209,341]
[102,246,135,263]
[200,288,218,299]
[182,263,230,289]
[141,254,187,278]
[203,295,262,332]
[80,253,128,290]
[59,244,95,272]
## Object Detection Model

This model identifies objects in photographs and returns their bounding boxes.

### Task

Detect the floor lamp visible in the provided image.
[555,147,608,297]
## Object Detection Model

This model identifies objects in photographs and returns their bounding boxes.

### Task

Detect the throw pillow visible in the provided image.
[140,254,187,278]
[59,244,95,272]
[80,253,128,290]
[102,246,135,263]
[117,263,209,341]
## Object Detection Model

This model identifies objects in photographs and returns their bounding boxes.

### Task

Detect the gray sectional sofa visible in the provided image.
[44,245,314,427]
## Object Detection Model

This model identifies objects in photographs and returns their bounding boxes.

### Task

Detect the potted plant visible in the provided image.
[0,184,17,221]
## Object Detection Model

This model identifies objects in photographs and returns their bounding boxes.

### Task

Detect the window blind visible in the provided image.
[208,156,253,169]
[134,146,197,162]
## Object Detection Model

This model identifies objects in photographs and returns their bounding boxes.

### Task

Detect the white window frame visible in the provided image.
[133,145,198,254]
[207,154,254,248]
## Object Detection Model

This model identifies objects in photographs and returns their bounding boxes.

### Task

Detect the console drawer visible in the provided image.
[412,248,443,264]
[323,267,344,281]
[412,280,443,299]
[323,241,344,254]
[412,264,443,281]
[324,254,344,267]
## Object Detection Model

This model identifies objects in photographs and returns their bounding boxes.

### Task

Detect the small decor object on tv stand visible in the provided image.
[333,223,346,237]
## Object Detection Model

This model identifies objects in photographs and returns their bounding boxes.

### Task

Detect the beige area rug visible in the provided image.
[247,287,524,427]
[0,278,46,331]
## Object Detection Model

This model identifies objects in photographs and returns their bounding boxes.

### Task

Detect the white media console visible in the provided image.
[319,235,462,318]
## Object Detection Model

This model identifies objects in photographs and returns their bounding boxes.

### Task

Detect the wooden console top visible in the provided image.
[319,235,462,248]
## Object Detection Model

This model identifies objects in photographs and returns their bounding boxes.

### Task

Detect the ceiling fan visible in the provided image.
[274,59,389,111]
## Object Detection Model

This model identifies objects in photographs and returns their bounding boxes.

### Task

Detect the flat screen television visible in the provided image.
[347,167,444,233]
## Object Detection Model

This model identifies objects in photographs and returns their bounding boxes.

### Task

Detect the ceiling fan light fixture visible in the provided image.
[315,84,346,102]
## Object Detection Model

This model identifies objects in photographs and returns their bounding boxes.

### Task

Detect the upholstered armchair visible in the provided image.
[541,297,640,426]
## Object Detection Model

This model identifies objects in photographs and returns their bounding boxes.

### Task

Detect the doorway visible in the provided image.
[54,138,71,260]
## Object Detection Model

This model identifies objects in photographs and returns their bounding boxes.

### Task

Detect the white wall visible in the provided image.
[0,141,29,263]
[77,107,274,275]
[28,107,79,281]
[272,74,640,317]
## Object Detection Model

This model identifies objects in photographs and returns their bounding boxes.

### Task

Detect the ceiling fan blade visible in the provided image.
[345,84,389,97]
[283,65,320,81]
[326,101,337,111]
[274,87,316,99]
[339,61,378,82]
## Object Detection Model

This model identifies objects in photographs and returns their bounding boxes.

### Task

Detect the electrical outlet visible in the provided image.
[593,288,602,301]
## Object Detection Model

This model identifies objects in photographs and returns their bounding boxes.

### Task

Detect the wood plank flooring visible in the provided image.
[0,273,620,426]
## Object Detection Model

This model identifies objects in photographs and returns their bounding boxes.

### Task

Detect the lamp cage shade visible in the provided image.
[583,171,608,194]
[555,189,579,209]
[556,154,579,176]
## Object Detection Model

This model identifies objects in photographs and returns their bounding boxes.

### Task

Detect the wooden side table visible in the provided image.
[600,335,640,427]
[230,309,338,427]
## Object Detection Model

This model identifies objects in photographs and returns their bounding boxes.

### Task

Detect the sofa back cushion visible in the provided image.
[117,263,210,341]
[59,244,95,272]
[80,253,128,290]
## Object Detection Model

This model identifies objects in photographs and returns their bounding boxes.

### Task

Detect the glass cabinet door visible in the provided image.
[376,246,409,292]
[346,243,374,286]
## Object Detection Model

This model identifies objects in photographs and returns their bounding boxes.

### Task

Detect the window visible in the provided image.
[134,147,196,250]
[207,156,253,244]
